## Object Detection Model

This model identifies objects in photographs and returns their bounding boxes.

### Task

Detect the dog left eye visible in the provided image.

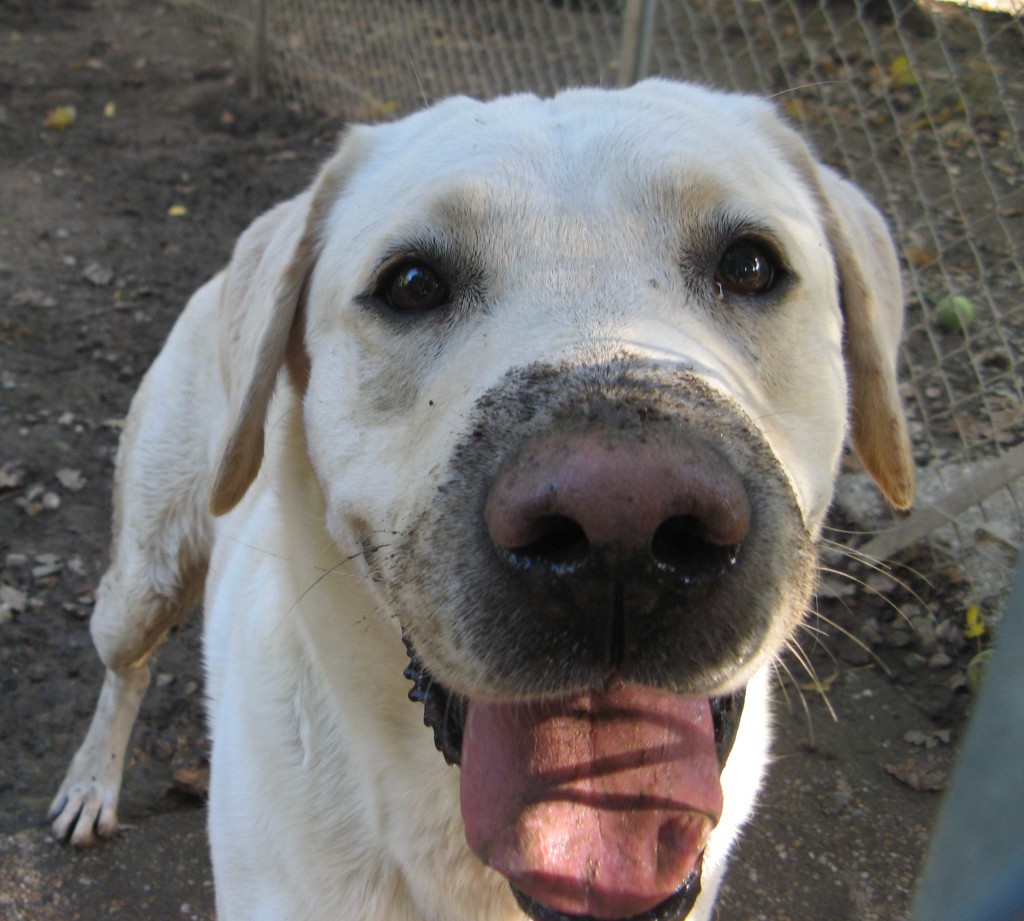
[714,241,778,297]
[382,261,451,313]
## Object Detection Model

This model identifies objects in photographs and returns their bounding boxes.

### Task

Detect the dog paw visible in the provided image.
[49,781,119,846]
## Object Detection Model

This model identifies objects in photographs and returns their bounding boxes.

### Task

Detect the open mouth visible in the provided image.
[403,634,745,921]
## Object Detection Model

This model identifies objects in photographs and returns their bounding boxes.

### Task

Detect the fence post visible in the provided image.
[250,0,268,101]
[619,0,656,86]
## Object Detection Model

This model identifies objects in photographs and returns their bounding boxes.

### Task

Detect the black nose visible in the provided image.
[485,429,750,588]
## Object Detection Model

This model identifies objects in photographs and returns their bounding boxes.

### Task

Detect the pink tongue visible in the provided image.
[460,680,722,920]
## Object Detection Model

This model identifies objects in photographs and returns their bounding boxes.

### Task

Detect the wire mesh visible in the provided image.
[174,0,1024,610]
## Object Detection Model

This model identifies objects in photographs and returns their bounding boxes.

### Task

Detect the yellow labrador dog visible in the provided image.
[50,79,913,921]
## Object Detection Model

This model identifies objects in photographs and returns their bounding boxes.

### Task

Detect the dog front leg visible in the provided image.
[48,663,150,845]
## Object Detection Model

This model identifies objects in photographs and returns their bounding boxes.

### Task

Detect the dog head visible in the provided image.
[208,80,913,920]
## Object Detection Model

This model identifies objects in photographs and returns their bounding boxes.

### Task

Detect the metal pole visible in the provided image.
[618,0,657,87]
[250,0,268,101]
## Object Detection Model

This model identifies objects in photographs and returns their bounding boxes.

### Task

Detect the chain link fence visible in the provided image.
[175,0,1024,612]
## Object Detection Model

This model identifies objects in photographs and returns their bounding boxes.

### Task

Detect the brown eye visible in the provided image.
[384,261,451,312]
[714,241,778,296]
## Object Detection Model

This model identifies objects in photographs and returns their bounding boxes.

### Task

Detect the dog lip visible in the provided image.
[402,632,466,765]
[510,862,703,921]
[401,633,746,772]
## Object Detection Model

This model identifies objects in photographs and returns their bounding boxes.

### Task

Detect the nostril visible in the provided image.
[503,515,590,573]
[651,515,742,586]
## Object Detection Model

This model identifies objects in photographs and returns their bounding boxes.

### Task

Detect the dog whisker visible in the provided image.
[770,653,818,748]
[783,633,837,723]
[764,80,847,101]
[820,532,933,589]
[817,562,920,629]
[805,599,893,677]
[267,545,392,637]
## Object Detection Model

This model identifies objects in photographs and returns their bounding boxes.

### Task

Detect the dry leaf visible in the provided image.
[43,105,77,130]
[884,758,946,792]
[0,461,26,490]
[172,765,211,800]
[963,604,986,639]
[889,56,917,89]
[905,246,937,268]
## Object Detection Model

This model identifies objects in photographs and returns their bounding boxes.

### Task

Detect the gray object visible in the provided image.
[910,562,1024,921]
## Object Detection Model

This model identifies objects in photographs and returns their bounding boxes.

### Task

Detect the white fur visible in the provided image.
[50,80,912,921]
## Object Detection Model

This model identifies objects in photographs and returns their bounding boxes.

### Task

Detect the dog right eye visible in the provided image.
[714,240,779,298]
[381,261,451,313]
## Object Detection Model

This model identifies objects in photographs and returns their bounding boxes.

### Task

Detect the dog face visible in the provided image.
[209,80,913,920]
[296,82,909,689]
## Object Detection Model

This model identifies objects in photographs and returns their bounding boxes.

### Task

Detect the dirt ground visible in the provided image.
[0,2,985,919]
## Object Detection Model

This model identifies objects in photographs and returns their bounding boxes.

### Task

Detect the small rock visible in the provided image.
[11,289,57,308]
[901,602,924,620]
[903,728,951,748]
[0,583,27,612]
[885,629,912,648]
[821,773,856,816]
[928,652,953,668]
[817,575,858,599]
[66,556,87,576]
[866,572,898,594]
[903,652,927,669]
[15,495,44,516]
[839,639,872,666]
[32,555,63,579]
[56,468,86,491]
[935,618,966,651]
[83,262,115,286]
[910,614,938,652]
[858,617,883,646]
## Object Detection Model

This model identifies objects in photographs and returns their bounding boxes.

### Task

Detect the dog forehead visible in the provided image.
[339,82,800,217]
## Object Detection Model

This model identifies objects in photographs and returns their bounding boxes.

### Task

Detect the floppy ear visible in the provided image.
[758,103,914,509]
[813,166,915,510]
[209,127,371,516]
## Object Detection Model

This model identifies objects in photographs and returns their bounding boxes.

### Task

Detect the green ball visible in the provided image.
[934,295,975,332]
